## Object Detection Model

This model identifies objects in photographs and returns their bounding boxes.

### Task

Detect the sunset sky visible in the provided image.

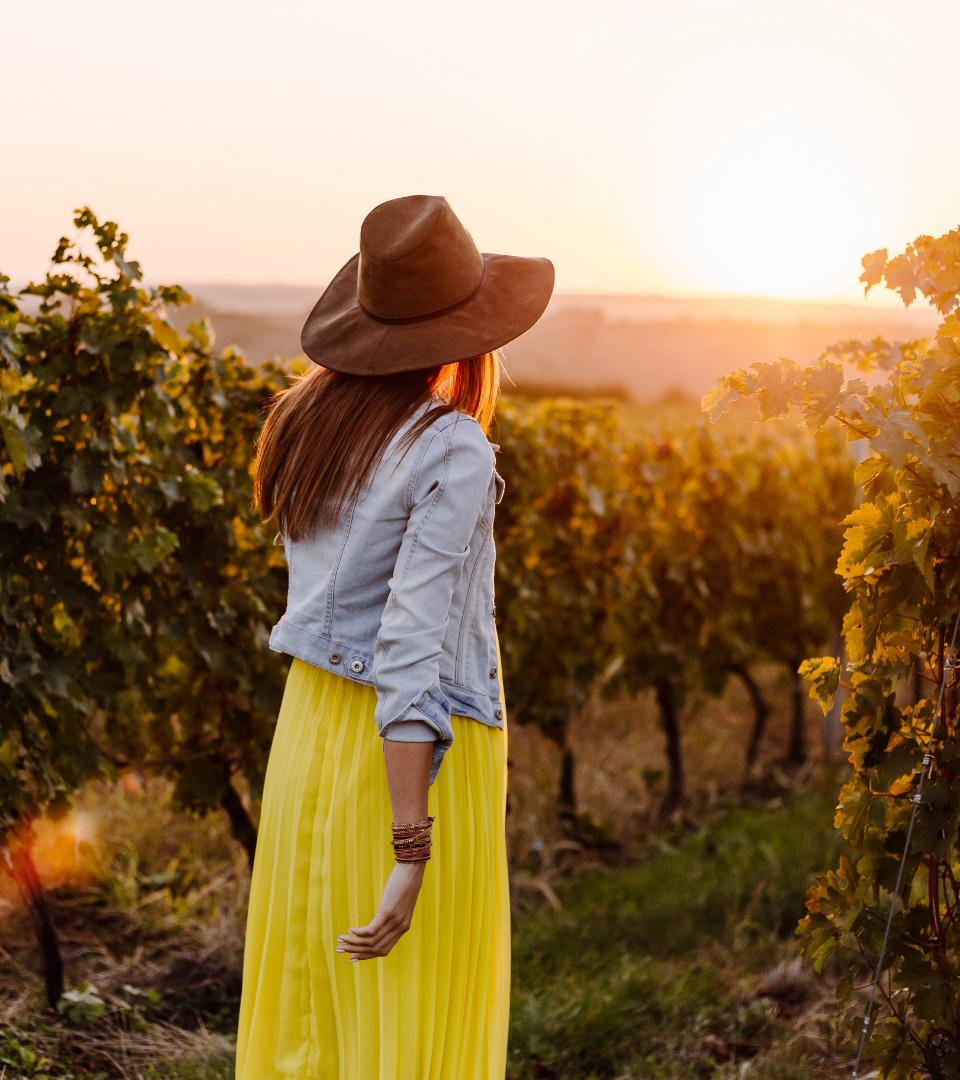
[6,0,959,302]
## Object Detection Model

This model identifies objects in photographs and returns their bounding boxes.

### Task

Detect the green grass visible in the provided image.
[2,776,850,1078]
[508,785,847,1079]
[142,1059,235,1080]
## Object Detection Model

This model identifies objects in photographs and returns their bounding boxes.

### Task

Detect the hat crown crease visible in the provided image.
[356,195,485,321]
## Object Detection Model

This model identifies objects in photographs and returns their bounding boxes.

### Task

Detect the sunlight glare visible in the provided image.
[657,136,880,299]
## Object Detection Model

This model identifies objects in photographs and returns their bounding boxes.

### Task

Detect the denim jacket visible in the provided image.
[268,398,505,786]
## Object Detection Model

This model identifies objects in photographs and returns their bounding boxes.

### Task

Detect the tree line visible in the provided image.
[494,396,853,822]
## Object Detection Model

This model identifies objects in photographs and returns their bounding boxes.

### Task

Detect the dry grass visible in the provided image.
[0,774,247,1077]
[504,661,832,863]
[48,1021,235,1079]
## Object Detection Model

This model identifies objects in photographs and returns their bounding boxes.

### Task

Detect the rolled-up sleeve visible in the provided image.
[382,718,438,742]
[373,415,494,785]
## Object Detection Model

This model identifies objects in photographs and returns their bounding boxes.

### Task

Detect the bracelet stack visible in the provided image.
[391,815,434,862]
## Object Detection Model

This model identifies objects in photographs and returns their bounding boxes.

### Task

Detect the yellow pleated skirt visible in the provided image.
[234,652,510,1080]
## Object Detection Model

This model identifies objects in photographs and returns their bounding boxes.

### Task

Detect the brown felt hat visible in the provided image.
[300,194,555,374]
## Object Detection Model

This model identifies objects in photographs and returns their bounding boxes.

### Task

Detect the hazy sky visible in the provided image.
[5,0,959,301]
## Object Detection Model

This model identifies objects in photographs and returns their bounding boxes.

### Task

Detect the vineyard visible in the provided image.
[1,211,959,1077]
[706,232,960,1077]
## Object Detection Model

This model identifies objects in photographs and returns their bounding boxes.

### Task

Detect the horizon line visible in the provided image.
[2,276,932,313]
[167,281,927,312]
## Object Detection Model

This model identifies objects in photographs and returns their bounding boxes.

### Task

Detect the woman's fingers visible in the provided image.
[338,931,400,959]
[339,908,408,945]
[337,910,412,958]
[338,925,396,953]
[346,910,391,938]
[349,944,394,961]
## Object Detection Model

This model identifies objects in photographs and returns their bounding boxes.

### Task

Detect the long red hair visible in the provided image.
[254,351,501,541]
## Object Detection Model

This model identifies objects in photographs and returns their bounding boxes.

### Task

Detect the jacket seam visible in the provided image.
[402,410,483,510]
[404,425,444,514]
[400,424,453,576]
[455,530,491,681]
[374,423,454,662]
[274,618,500,701]
[276,618,375,659]
[324,494,357,638]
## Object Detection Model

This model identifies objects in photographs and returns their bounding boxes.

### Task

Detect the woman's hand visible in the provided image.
[338,735,432,961]
[336,860,427,961]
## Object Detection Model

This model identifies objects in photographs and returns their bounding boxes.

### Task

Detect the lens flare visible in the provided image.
[1,808,102,913]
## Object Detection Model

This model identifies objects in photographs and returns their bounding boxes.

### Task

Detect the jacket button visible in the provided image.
[349,658,365,674]
[329,651,342,664]
[489,666,498,679]
[493,706,503,721]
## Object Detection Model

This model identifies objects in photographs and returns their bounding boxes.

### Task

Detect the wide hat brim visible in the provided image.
[300,251,555,374]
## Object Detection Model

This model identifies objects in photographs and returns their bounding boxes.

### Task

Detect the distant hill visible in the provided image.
[171,284,939,403]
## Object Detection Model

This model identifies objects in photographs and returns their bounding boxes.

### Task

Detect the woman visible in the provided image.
[235,194,554,1079]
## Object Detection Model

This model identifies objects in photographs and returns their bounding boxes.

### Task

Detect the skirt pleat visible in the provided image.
[235,652,510,1079]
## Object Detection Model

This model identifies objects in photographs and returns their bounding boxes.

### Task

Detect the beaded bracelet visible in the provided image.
[392,816,434,833]
[392,815,434,862]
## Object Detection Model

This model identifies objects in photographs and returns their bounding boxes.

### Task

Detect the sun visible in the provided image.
[653,133,883,300]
